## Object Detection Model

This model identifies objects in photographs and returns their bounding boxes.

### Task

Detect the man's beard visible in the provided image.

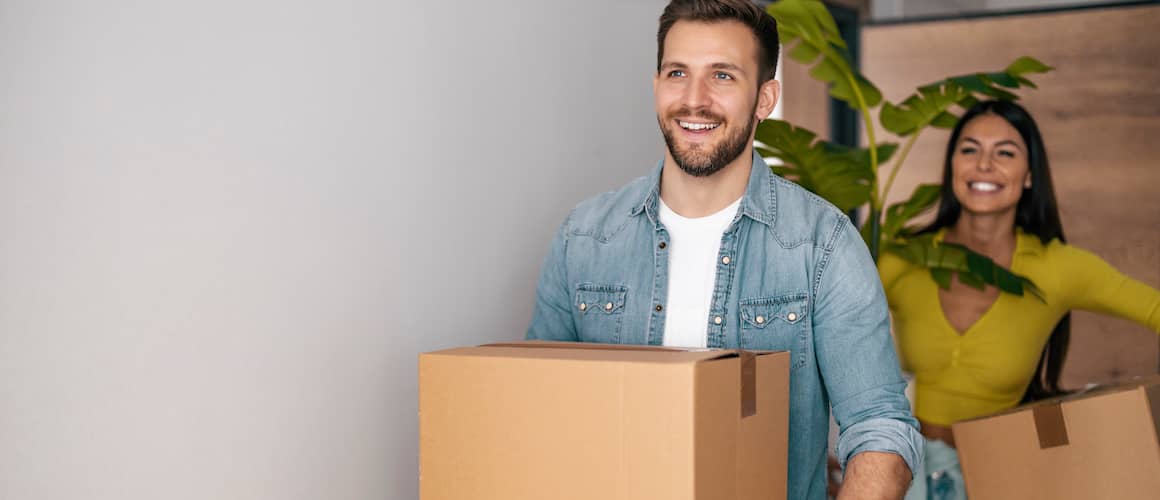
[659,107,756,177]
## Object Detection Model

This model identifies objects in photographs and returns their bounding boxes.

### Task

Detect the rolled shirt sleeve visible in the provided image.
[813,219,925,476]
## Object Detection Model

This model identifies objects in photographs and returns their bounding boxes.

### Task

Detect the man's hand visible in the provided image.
[836,451,912,500]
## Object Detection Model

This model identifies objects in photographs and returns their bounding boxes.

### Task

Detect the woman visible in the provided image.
[877,99,1160,499]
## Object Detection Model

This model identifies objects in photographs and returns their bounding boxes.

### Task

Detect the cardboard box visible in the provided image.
[953,375,1160,500]
[419,341,789,500]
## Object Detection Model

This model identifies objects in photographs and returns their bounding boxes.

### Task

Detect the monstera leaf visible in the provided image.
[861,183,941,246]
[884,234,1045,301]
[755,119,895,212]
[880,57,1053,137]
[762,0,1047,298]
[882,184,941,238]
[767,0,882,111]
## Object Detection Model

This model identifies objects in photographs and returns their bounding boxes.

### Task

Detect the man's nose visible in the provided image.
[682,77,711,110]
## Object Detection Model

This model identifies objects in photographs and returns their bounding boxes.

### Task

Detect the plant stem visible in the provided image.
[880,131,922,207]
[843,72,881,260]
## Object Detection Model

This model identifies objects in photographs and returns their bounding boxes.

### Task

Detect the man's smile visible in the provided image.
[677,119,721,131]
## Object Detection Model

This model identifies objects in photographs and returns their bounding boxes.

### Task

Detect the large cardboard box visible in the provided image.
[953,375,1160,500]
[419,341,790,500]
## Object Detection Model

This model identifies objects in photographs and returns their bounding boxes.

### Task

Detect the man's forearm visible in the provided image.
[837,451,912,500]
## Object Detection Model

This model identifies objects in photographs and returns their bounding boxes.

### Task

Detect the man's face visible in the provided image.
[655,20,775,177]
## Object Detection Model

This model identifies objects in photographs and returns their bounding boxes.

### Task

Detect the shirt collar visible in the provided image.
[631,149,776,228]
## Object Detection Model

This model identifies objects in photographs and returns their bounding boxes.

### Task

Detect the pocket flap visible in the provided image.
[575,283,627,315]
[740,293,808,328]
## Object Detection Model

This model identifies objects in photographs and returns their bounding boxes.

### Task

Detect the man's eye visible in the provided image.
[714,72,733,80]
[668,70,686,78]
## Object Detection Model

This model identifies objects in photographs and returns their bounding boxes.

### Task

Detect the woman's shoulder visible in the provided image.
[877,246,922,291]
[1018,230,1103,265]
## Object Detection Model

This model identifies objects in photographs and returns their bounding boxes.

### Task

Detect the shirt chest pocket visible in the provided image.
[574,283,627,344]
[739,293,809,369]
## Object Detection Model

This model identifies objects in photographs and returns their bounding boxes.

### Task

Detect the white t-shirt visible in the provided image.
[658,196,742,348]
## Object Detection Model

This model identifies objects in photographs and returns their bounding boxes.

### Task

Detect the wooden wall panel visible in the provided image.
[863,4,1160,388]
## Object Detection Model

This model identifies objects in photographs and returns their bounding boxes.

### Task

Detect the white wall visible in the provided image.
[0,1,665,498]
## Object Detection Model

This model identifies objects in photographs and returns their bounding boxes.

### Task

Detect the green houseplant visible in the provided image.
[759,0,1053,298]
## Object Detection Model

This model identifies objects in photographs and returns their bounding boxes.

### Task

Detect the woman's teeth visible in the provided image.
[969,181,1001,192]
[679,120,720,131]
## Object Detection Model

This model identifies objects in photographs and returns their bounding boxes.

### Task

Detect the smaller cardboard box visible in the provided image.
[953,375,1160,500]
[419,341,790,500]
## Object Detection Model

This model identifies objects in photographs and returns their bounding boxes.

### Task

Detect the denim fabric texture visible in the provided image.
[527,150,924,500]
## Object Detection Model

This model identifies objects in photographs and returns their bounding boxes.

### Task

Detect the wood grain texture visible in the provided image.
[862,4,1160,388]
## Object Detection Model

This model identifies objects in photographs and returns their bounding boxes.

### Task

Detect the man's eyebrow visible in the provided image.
[659,61,749,76]
[711,62,746,75]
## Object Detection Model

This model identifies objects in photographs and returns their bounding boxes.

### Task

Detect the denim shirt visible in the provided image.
[527,150,923,500]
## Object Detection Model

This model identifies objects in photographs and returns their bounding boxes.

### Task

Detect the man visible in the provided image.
[526,1,923,498]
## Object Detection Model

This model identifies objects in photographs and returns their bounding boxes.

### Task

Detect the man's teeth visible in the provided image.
[969,181,1000,192]
[679,121,720,131]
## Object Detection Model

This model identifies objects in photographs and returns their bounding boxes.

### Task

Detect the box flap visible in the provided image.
[740,350,757,418]
[957,374,1160,424]
[433,340,778,363]
[425,341,776,423]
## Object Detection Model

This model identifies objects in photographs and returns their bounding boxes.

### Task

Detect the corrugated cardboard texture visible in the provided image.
[954,379,1160,499]
[419,343,789,500]
[692,352,788,500]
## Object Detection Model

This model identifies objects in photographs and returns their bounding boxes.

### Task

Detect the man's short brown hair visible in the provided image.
[657,0,781,84]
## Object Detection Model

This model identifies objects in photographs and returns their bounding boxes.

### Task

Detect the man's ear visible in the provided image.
[756,79,780,121]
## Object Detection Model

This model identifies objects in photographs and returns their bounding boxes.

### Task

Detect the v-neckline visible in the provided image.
[933,230,1024,337]
[936,285,1002,336]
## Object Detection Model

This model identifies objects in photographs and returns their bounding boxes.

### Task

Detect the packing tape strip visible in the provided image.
[1032,403,1069,449]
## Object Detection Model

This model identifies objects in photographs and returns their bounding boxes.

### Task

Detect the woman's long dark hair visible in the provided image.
[919,99,1069,403]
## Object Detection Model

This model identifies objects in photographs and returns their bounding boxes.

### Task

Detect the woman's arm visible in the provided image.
[1057,243,1160,333]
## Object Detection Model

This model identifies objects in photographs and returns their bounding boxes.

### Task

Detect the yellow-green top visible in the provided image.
[878,228,1160,426]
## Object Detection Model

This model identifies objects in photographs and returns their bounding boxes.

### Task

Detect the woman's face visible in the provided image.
[950,113,1031,217]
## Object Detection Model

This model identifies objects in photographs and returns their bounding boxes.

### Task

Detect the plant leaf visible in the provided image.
[878,57,1053,137]
[883,234,1044,301]
[768,0,882,110]
[957,267,987,290]
[931,268,953,290]
[755,119,874,212]
[1006,56,1054,75]
[881,184,941,239]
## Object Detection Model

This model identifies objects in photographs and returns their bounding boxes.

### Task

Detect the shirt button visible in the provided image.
[721,256,730,265]
[655,304,663,312]
[714,316,723,325]
[756,315,765,324]
[787,312,798,322]
[604,302,613,311]
[658,241,667,249]
[578,302,587,311]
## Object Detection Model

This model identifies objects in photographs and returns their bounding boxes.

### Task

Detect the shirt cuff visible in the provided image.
[836,417,925,478]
